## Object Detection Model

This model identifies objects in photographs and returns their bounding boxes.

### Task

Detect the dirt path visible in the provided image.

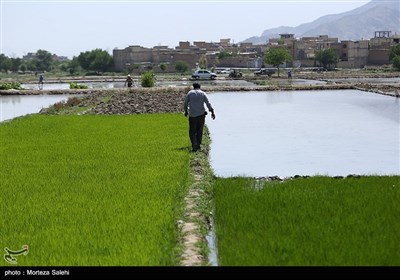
[179,130,214,266]
[180,173,205,266]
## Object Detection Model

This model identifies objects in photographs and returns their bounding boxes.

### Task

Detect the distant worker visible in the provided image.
[183,83,216,152]
[124,74,134,87]
[287,70,292,79]
[38,74,44,89]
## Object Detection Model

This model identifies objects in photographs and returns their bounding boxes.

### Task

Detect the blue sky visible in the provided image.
[1,0,370,58]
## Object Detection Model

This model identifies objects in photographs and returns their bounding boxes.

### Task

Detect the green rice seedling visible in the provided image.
[214,176,400,266]
[0,82,23,90]
[69,82,88,89]
[0,114,191,266]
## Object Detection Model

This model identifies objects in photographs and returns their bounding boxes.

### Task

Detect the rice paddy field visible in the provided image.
[0,114,190,266]
[2,110,399,267]
[213,176,400,266]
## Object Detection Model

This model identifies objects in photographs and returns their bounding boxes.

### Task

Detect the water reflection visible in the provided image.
[0,95,71,122]
[206,90,400,177]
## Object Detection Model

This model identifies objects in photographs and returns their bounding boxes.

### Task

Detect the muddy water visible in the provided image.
[0,95,71,122]
[206,90,399,177]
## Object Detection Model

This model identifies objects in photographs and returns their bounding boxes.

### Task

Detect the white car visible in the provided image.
[219,68,231,74]
[191,69,217,80]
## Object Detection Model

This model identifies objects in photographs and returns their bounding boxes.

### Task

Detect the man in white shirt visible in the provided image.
[183,83,216,152]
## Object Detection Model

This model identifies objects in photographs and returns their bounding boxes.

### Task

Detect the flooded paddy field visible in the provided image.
[0,94,71,122]
[2,77,399,178]
[206,90,399,177]
[2,74,399,266]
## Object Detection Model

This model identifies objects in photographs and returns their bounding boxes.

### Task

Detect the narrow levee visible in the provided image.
[179,127,215,266]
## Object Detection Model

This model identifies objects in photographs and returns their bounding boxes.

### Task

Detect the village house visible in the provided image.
[113,31,400,72]
[368,31,400,65]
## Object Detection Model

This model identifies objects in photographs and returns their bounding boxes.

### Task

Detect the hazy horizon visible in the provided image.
[1,0,371,59]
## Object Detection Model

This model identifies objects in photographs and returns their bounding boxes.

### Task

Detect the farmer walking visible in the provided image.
[38,74,44,89]
[183,83,215,152]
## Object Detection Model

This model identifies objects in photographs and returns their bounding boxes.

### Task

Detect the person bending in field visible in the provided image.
[124,74,134,87]
[183,83,216,152]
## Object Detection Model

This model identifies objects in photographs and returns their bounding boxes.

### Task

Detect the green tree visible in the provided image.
[389,44,400,61]
[392,56,400,71]
[66,57,81,74]
[36,49,54,71]
[10,58,22,72]
[141,71,155,87]
[58,61,69,72]
[26,59,38,71]
[175,60,189,73]
[20,64,27,72]
[91,50,113,72]
[264,47,291,77]
[77,51,91,70]
[315,48,338,70]
[77,49,113,72]
[0,54,12,72]
[389,45,400,71]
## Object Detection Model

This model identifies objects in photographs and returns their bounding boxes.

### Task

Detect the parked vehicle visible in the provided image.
[228,69,243,78]
[191,69,217,80]
[219,68,231,74]
[254,68,276,77]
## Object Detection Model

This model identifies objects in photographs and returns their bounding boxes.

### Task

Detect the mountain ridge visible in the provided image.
[243,0,400,44]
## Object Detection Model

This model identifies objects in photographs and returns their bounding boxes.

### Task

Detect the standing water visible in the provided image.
[0,95,71,122]
[206,90,399,177]
[205,216,218,266]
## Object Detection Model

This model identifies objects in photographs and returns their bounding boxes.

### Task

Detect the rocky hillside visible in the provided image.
[242,0,400,44]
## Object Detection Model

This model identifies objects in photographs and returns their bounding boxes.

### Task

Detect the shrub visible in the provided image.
[159,63,166,72]
[175,60,189,73]
[141,71,155,87]
[47,97,82,113]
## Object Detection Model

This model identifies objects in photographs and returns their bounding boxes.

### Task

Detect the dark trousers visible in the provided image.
[189,114,205,151]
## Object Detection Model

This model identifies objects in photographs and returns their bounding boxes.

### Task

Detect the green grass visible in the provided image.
[214,176,400,266]
[0,114,191,266]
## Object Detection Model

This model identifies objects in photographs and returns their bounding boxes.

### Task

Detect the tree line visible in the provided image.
[0,49,113,74]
